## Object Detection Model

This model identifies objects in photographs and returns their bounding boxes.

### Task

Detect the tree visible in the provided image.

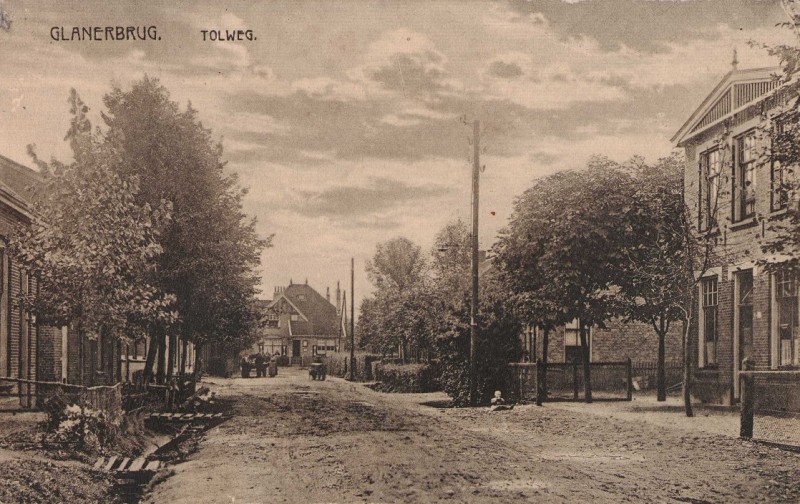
[617,154,689,402]
[494,159,640,402]
[10,90,176,384]
[428,220,521,405]
[99,77,270,382]
[365,237,427,292]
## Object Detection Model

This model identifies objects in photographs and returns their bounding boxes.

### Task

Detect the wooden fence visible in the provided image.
[508,359,633,404]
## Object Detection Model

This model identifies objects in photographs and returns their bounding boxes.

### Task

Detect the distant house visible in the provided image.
[251,280,347,365]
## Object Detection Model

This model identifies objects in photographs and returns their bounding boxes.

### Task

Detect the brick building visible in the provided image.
[0,157,49,406]
[250,280,347,365]
[520,319,683,366]
[673,66,796,405]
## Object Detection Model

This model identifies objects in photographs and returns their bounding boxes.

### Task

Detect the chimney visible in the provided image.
[326,286,330,302]
[336,281,341,309]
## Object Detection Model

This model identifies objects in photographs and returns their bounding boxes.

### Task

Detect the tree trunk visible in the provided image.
[166,332,176,380]
[580,322,592,403]
[180,337,188,376]
[156,327,167,385]
[682,317,694,417]
[192,340,204,380]
[657,329,667,401]
[142,328,158,385]
[656,316,667,402]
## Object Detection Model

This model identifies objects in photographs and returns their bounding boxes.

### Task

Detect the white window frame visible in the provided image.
[564,319,592,362]
[771,268,800,368]
[698,273,720,369]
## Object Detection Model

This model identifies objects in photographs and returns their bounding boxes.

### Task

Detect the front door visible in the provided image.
[292,339,301,359]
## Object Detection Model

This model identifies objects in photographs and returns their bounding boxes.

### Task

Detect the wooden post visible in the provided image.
[626,357,633,401]
[349,258,356,380]
[469,120,480,407]
[573,358,580,400]
[740,357,754,439]
[535,359,545,406]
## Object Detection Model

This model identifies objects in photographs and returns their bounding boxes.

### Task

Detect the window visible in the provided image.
[772,121,790,212]
[700,148,722,231]
[734,132,757,221]
[776,269,799,366]
[564,319,589,363]
[265,312,279,327]
[314,340,336,355]
[701,277,719,367]
[290,314,299,322]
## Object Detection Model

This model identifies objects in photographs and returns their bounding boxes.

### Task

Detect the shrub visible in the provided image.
[53,404,121,450]
[372,362,440,393]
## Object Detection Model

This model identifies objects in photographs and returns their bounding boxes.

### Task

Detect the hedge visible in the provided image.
[371,362,441,393]
[324,352,381,381]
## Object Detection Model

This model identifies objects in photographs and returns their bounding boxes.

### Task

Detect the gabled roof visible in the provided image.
[672,67,782,147]
[0,154,46,204]
[262,283,339,337]
[268,291,310,322]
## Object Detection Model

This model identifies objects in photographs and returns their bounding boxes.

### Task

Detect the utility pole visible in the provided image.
[470,120,480,407]
[349,257,355,380]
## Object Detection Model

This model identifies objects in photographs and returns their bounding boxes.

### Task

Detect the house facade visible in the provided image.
[251,280,347,365]
[0,154,165,396]
[673,66,798,405]
[520,319,683,366]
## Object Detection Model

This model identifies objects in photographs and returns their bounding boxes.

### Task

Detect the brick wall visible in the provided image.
[37,325,62,383]
[532,319,683,364]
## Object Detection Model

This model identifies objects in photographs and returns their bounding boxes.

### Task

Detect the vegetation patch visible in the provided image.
[371,363,440,393]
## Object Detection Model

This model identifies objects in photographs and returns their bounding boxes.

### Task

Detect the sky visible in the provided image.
[0,0,796,312]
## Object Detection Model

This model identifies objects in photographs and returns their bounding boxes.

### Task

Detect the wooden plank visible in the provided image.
[93,457,106,470]
[116,457,131,471]
[128,458,146,472]
[144,460,161,471]
[103,456,118,472]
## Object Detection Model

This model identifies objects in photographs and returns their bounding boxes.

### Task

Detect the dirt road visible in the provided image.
[145,367,800,503]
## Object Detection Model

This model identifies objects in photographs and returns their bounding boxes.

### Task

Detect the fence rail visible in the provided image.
[509,359,632,404]
[0,375,194,415]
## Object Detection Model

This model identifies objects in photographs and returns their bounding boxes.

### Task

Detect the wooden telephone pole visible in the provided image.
[349,257,355,380]
[470,120,480,407]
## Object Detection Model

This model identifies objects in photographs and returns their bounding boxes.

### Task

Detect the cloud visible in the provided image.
[289,177,453,218]
[487,60,524,79]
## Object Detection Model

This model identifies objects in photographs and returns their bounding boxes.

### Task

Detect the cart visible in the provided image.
[309,362,326,381]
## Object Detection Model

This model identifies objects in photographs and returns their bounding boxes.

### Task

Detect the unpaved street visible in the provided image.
[145,367,800,503]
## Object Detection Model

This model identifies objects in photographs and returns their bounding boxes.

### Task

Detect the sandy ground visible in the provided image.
[145,367,800,504]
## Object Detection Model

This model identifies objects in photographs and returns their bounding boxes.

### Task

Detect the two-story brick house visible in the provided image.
[673,66,797,405]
